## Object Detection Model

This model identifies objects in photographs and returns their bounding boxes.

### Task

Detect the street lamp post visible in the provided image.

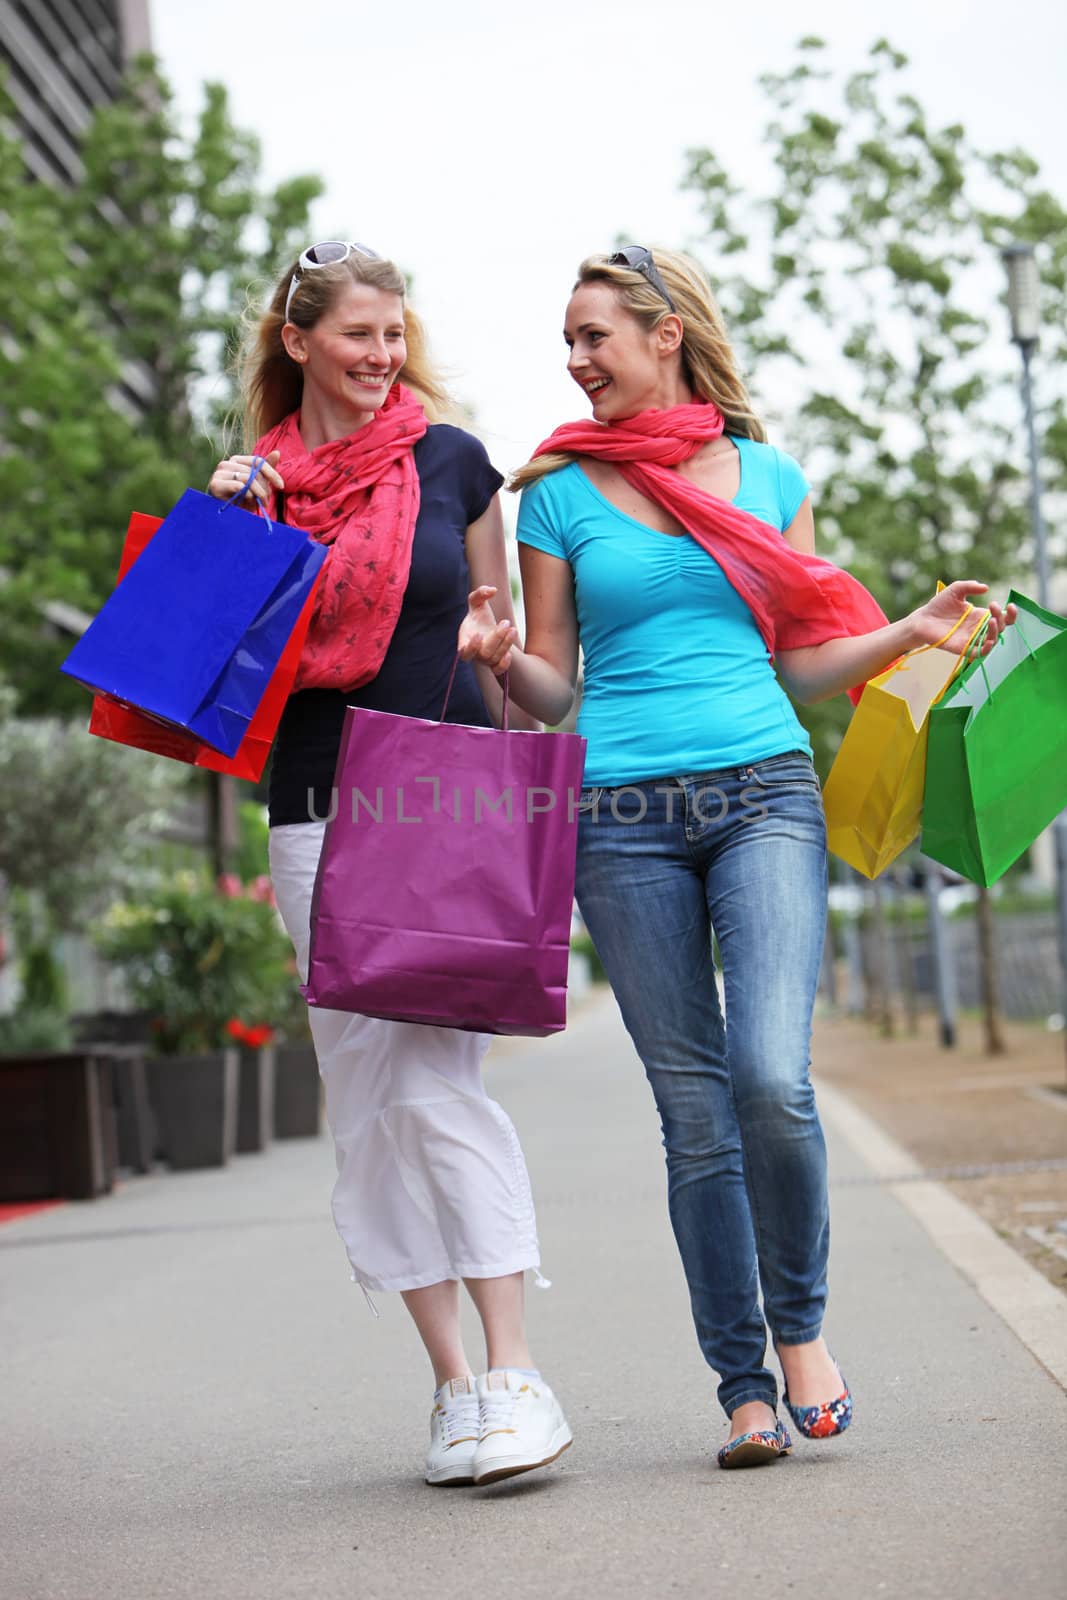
[1001,242,1067,1050]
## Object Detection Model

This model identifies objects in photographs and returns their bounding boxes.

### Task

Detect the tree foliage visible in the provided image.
[684,37,1067,766]
[0,58,323,713]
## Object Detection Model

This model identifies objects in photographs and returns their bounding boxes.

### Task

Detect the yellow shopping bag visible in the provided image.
[823,598,989,878]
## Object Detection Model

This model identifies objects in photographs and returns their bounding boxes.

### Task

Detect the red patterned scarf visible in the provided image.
[531,400,888,700]
[255,384,428,692]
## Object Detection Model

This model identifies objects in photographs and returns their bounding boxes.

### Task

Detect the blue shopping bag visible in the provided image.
[61,488,327,756]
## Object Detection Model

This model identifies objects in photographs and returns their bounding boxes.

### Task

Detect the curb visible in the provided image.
[818,1077,1067,1392]
[0,1199,67,1228]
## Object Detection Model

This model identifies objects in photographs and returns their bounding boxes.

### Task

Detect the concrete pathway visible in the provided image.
[3,994,1065,1600]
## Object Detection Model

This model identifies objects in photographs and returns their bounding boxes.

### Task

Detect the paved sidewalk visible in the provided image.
[813,1007,1067,1294]
[3,993,1065,1600]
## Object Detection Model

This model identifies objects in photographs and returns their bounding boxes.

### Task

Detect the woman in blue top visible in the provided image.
[459,246,1013,1469]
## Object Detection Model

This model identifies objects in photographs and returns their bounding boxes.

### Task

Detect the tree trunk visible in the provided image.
[891,868,919,1036]
[207,773,238,879]
[975,887,1007,1057]
[864,880,894,1039]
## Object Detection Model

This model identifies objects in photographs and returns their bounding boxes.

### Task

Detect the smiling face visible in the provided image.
[285,281,406,427]
[564,281,687,421]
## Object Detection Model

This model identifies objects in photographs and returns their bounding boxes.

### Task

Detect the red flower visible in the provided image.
[216,873,243,899]
[247,875,277,907]
[225,1018,274,1048]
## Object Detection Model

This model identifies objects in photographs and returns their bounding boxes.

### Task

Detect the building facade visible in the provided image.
[0,0,151,183]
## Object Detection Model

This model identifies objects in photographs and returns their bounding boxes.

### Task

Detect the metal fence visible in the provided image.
[831,905,1064,1025]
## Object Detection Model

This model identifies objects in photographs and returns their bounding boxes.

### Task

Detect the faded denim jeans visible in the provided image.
[574,751,830,1416]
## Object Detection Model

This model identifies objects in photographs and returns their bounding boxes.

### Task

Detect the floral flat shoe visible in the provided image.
[782,1376,852,1439]
[717,1419,792,1470]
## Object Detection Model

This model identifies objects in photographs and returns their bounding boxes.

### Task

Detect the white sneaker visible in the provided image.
[425,1376,481,1486]
[472,1370,573,1485]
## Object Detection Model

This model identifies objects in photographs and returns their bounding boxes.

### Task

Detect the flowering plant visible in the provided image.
[225,1018,276,1049]
[95,871,292,1056]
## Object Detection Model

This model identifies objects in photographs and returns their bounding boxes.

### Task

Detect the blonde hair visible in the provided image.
[510,247,765,490]
[236,250,453,445]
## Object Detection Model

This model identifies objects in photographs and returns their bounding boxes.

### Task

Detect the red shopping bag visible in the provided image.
[87,512,319,781]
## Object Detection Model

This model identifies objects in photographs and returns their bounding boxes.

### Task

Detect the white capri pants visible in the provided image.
[269,822,541,1293]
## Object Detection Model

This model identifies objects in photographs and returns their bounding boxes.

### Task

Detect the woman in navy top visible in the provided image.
[208,242,572,1489]
[460,246,1012,1470]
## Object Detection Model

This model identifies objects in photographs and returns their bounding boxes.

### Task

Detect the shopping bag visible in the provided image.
[822,601,989,878]
[60,489,327,756]
[86,513,321,781]
[303,689,587,1036]
[921,591,1067,886]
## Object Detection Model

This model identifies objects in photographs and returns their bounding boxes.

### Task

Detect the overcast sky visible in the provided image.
[148,0,1066,482]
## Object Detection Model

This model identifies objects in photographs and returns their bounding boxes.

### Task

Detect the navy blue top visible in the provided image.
[268,424,503,826]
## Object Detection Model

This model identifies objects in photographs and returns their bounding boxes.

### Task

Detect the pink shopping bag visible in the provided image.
[302,679,587,1036]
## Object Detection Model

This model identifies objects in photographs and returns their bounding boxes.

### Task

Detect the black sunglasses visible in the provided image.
[607,246,677,313]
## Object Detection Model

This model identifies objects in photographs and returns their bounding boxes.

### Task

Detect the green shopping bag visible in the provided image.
[921,591,1067,885]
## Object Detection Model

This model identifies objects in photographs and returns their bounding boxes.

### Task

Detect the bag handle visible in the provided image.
[218,456,274,535]
[930,608,993,707]
[440,655,510,731]
[971,614,1036,706]
[891,599,991,708]
[898,600,986,661]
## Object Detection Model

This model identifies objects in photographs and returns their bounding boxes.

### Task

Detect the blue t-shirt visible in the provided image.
[516,435,813,785]
[269,424,502,826]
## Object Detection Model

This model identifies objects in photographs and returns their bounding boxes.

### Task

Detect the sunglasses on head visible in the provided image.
[284,240,380,320]
[607,246,677,313]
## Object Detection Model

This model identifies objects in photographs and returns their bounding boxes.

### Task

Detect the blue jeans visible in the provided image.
[574,752,830,1416]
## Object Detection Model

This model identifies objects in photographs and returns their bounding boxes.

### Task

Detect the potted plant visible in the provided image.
[0,692,182,1200]
[95,871,291,1170]
[0,1005,120,1201]
[226,1017,276,1153]
[271,976,323,1141]
[225,803,322,1140]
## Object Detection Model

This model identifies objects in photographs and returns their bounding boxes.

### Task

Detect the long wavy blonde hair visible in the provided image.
[236,249,453,446]
[510,247,765,490]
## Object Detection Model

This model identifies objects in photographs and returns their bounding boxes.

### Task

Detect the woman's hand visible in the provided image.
[777,580,1019,704]
[458,585,520,674]
[906,580,1018,656]
[207,449,284,505]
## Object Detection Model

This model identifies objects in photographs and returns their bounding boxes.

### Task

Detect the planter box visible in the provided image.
[108,1048,156,1173]
[0,1051,117,1200]
[148,1049,239,1171]
[236,1045,275,1154]
[273,1043,322,1139]
[72,1035,156,1175]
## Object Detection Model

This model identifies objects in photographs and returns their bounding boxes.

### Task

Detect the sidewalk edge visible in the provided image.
[817,1078,1067,1393]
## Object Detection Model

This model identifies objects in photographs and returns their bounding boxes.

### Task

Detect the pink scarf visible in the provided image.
[531,400,888,700]
[255,384,428,692]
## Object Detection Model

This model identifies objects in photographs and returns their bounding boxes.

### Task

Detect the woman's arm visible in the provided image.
[776,580,1017,704]
[459,544,580,727]
[464,496,541,730]
[777,494,1014,702]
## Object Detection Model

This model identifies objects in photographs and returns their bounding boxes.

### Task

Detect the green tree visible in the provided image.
[684,36,1067,770]
[0,59,323,714]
